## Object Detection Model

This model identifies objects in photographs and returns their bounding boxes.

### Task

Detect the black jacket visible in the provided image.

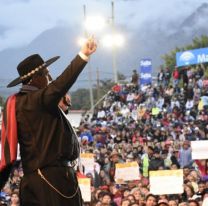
[15,55,87,174]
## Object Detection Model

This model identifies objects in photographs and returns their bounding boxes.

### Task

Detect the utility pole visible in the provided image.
[83,5,94,113]
[96,67,100,99]
[111,1,118,83]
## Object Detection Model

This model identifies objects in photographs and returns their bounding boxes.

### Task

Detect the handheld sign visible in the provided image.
[150,170,183,195]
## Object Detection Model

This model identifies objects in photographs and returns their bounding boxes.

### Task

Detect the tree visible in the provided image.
[70,88,91,110]
[70,72,127,110]
[162,35,208,71]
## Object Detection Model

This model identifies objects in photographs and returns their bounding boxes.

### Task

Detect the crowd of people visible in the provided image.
[0,64,208,206]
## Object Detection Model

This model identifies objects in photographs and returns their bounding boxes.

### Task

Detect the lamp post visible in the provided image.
[111,1,118,84]
[82,6,106,113]
[79,3,124,109]
[83,5,94,113]
[101,1,124,83]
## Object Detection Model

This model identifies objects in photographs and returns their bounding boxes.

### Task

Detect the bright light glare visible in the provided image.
[84,16,106,32]
[101,33,125,48]
[77,37,87,46]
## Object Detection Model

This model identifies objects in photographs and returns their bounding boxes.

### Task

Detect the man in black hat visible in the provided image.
[0,37,97,206]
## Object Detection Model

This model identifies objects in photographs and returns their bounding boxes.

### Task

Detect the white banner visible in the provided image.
[80,153,95,175]
[150,170,183,195]
[78,178,91,202]
[191,140,208,160]
[115,161,140,183]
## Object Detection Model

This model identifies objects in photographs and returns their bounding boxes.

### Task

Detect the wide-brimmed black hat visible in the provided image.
[7,54,60,87]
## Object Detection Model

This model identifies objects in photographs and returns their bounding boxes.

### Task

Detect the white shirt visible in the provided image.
[185,100,194,110]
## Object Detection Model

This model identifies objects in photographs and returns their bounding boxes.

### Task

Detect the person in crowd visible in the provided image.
[182,184,195,201]
[157,68,165,86]
[172,67,180,88]
[100,191,116,206]
[145,194,157,206]
[121,198,131,206]
[131,70,139,89]
[178,140,193,168]
[168,199,178,206]
[148,148,165,171]
[141,146,154,177]
[126,194,136,204]
[202,188,208,206]
[0,37,97,206]
[158,199,169,206]
[196,180,206,199]
[181,67,189,87]
[129,203,139,206]
[9,192,20,206]
[164,67,171,87]
[130,187,141,204]
[170,150,180,169]
[104,151,123,182]
[188,199,200,206]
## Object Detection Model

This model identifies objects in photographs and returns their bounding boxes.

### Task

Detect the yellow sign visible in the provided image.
[78,178,91,202]
[115,161,140,182]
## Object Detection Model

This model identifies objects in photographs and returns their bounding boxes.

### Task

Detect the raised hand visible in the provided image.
[81,36,97,57]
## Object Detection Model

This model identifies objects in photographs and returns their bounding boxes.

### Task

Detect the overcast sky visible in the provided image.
[0,0,206,52]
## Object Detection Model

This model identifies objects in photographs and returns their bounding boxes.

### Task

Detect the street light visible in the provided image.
[94,1,124,84]
[101,33,124,48]
[81,6,107,113]
[79,2,124,111]
[77,37,87,47]
[101,33,125,82]
[78,33,124,48]
[84,15,106,33]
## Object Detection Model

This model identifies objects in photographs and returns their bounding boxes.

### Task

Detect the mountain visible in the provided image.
[168,2,208,47]
[181,2,208,29]
[125,2,208,73]
[1,2,208,97]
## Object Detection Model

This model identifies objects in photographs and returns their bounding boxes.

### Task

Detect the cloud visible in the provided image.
[0,0,206,52]
[1,0,30,3]
[0,1,84,51]
[0,0,208,91]
[0,24,9,36]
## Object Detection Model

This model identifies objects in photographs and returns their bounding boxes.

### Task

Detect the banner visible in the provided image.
[149,170,183,195]
[176,47,208,67]
[115,161,140,183]
[80,153,95,175]
[139,59,152,86]
[78,178,91,202]
[191,140,208,160]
